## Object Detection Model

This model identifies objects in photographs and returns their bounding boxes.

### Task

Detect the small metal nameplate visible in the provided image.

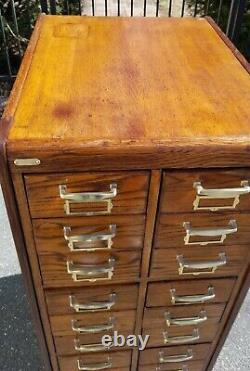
[14,158,41,166]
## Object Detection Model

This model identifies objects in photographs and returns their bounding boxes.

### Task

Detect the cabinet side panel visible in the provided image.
[0,144,52,370]
[206,267,250,371]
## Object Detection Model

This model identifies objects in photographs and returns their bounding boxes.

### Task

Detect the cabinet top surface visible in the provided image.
[6,16,250,147]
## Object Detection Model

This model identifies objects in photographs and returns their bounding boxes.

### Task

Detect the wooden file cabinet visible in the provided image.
[1,15,250,371]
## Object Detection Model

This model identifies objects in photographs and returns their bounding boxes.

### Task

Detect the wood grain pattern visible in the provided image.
[11,173,60,370]
[143,318,220,347]
[58,350,132,370]
[206,267,250,371]
[139,343,211,365]
[160,169,250,214]
[150,245,249,279]
[146,278,236,307]
[8,141,250,172]
[50,309,136,336]
[55,332,132,355]
[155,212,250,248]
[143,304,226,328]
[25,172,149,218]
[205,16,250,75]
[0,15,54,371]
[2,16,250,371]
[8,17,250,145]
[6,17,250,172]
[45,284,138,315]
[33,215,145,254]
[39,250,141,287]
[131,170,162,370]
[138,360,204,371]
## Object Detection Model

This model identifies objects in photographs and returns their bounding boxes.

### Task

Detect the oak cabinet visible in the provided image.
[1,15,250,371]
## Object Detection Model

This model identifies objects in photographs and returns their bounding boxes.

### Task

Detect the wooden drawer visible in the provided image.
[50,309,136,336]
[45,284,138,315]
[143,317,219,347]
[146,278,236,307]
[138,360,205,371]
[150,245,249,280]
[58,350,132,371]
[160,169,250,214]
[39,250,141,287]
[143,304,225,329]
[25,172,149,218]
[155,213,250,248]
[33,215,145,254]
[139,344,211,365]
[55,332,132,355]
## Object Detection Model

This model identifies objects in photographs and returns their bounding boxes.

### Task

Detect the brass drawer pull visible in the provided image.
[183,220,237,245]
[74,339,112,353]
[67,258,115,282]
[165,310,207,326]
[72,317,114,334]
[177,253,227,275]
[163,329,199,345]
[159,348,193,363]
[77,357,112,370]
[69,293,117,312]
[193,180,250,211]
[59,183,117,216]
[64,225,117,252]
[170,286,215,305]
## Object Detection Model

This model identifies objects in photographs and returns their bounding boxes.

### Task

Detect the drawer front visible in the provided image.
[40,250,141,287]
[55,332,132,355]
[139,344,211,365]
[143,304,225,329]
[146,278,236,307]
[33,215,145,254]
[25,171,149,218]
[45,284,139,315]
[50,309,136,336]
[160,170,250,213]
[150,245,249,279]
[58,350,132,370]
[155,213,250,248]
[143,318,219,347]
[138,360,205,371]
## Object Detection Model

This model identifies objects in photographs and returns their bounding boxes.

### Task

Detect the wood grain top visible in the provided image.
[7,16,250,148]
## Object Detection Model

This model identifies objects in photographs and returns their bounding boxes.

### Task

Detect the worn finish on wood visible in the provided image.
[1,15,250,371]
[3,16,250,171]
[7,17,250,147]
[0,14,52,371]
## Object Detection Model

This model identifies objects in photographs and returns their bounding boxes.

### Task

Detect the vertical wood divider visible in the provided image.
[131,170,162,371]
